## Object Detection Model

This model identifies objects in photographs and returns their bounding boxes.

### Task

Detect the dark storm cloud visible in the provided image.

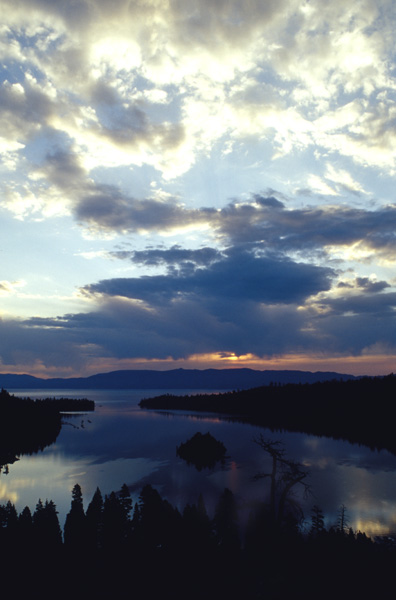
[215,196,396,254]
[6,281,396,371]
[85,247,334,305]
[323,291,396,316]
[311,310,396,356]
[94,194,396,256]
[84,192,396,261]
[36,147,212,232]
[75,188,396,257]
[75,187,207,232]
[355,277,390,293]
[336,278,391,293]
[35,145,396,254]
[15,293,315,363]
[111,245,222,268]
[0,317,83,371]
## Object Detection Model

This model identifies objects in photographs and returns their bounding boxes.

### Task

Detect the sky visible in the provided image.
[1,0,396,378]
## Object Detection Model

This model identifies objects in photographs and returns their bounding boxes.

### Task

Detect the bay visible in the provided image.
[2,388,396,540]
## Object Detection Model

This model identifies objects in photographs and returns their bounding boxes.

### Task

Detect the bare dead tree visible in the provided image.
[253,435,311,528]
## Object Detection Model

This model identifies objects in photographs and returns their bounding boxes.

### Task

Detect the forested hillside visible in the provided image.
[140,374,396,454]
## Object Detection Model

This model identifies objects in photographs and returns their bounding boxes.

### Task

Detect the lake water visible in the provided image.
[2,388,396,539]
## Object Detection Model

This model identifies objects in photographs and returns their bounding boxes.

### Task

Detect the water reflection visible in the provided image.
[3,388,396,539]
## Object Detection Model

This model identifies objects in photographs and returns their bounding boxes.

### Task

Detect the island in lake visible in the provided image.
[176,431,228,470]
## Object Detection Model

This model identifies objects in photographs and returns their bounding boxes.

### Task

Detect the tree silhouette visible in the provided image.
[32,499,62,552]
[310,505,325,537]
[85,487,103,550]
[1,480,396,600]
[102,491,129,550]
[337,504,348,535]
[119,483,133,521]
[253,436,310,532]
[64,483,86,549]
[18,506,33,531]
[137,484,182,554]
[182,494,214,557]
[213,488,240,554]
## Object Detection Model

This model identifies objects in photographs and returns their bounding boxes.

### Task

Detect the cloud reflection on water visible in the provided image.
[3,389,396,538]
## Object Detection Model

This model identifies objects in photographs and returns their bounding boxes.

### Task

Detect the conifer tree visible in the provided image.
[32,499,62,551]
[64,484,87,549]
[310,505,325,536]
[18,506,33,529]
[102,491,127,550]
[213,488,240,553]
[119,483,133,520]
[86,487,104,550]
[5,500,18,530]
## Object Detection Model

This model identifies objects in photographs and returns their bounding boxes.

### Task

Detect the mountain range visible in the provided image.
[0,368,358,391]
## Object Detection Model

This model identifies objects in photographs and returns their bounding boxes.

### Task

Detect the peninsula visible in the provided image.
[139,374,396,455]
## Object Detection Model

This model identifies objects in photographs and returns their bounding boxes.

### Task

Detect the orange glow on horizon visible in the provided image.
[0,352,395,379]
[82,352,395,377]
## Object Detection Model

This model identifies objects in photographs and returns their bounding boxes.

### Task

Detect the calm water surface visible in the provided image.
[2,388,396,539]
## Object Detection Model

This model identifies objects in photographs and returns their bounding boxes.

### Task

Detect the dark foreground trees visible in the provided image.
[0,481,395,599]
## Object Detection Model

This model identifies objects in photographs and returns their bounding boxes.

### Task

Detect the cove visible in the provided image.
[2,388,396,539]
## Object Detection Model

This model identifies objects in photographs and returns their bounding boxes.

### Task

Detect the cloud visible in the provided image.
[355,277,391,294]
[0,292,315,369]
[34,148,86,190]
[323,291,396,317]
[214,196,396,259]
[324,164,367,196]
[1,0,396,377]
[74,187,208,234]
[84,246,334,305]
[21,147,209,231]
[0,280,25,294]
[111,245,222,271]
[2,276,395,374]
[2,0,396,192]
[14,142,396,261]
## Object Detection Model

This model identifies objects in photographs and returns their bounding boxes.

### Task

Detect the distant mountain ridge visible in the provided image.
[0,368,357,390]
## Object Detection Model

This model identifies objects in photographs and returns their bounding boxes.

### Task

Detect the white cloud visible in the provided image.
[307,175,339,197]
[324,164,367,195]
[0,280,26,294]
[1,0,395,193]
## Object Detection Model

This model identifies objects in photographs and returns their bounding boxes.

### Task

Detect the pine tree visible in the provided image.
[32,498,62,551]
[119,483,133,520]
[310,505,325,536]
[42,500,62,547]
[213,488,240,553]
[18,506,33,530]
[86,487,103,550]
[102,491,128,550]
[64,484,87,549]
[5,501,18,530]
[18,506,34,551]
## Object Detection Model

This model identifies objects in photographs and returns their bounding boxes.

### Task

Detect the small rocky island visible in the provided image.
[176,431,227,470]
[0,388,94,470]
